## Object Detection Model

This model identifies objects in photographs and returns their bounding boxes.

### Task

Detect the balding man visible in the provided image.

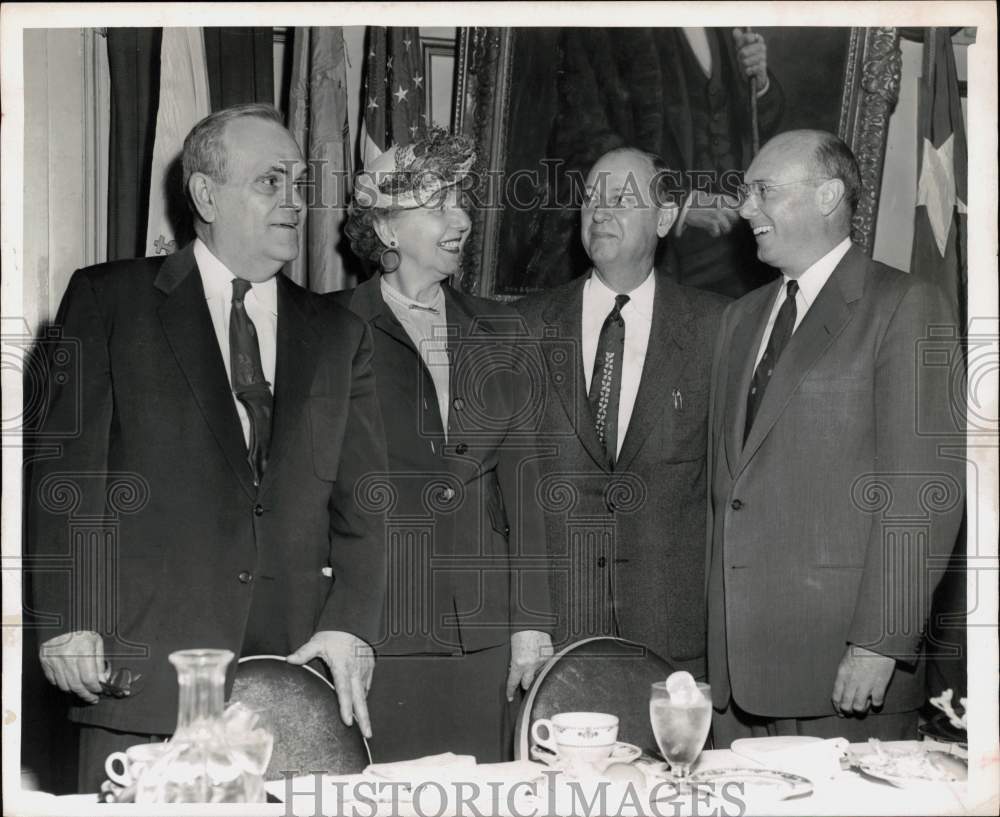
[517,147,728,674]
[706,130,964,743]
[28,104,388,790]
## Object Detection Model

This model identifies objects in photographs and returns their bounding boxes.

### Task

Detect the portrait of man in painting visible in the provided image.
[456,27,897,301]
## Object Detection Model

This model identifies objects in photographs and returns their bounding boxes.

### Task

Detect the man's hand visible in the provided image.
[831,644,896,716]
[506,630,554,701]
[685,206,741,238]
[288,630,375,738]
[732,29,769,93]
[40,630,108,704]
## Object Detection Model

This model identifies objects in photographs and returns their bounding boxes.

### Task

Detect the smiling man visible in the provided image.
[27,104,388,790]
[517,147,728,673]
[706,130,965,744]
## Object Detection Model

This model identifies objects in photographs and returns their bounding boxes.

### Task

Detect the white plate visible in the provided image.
[689,767,813,800]
[854,751,966,787]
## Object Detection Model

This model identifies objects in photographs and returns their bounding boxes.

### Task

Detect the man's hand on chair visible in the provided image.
[288,630,375,738]
[506,630,554,701]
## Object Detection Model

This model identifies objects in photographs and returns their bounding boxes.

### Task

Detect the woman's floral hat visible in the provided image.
[354,128,476,210]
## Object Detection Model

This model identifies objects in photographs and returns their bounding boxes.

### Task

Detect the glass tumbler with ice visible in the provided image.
[649,672,712,782]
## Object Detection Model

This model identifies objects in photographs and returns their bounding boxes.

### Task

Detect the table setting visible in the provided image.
[19,666,980,816]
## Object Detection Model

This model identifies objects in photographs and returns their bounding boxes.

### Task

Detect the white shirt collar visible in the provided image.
[586,268,656,322]
[194,238,278,315]
[789,237,852,308]
[380,276,446,315]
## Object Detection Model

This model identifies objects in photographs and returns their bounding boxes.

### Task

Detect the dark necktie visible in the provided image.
[588,293,630,468]
[744,279,799,443]
[230,278,273,485]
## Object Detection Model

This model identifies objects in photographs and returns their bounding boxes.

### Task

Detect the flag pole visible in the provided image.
[745,27,760,156]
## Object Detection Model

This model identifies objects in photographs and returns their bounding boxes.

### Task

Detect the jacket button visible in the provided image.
[453,397,465,411]
[597,556,607,568]
[456,442,468,455]
[504,525,510,537]
[730,499,743,510]
[238,570,253,584]
[254,504,264,516]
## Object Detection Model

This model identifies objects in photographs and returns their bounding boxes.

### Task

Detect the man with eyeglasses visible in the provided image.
[27,104,388,791]
[705,130,964,744]
[517,147,728,678]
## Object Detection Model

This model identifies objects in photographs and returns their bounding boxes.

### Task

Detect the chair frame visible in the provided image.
[513,636,666,761]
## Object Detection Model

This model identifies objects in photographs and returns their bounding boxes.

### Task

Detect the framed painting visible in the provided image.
[454,27,902,299]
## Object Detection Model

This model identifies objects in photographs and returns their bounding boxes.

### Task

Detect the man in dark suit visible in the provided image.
[27,104,388,790]
[707,130,965,744]
[517,147,728,675]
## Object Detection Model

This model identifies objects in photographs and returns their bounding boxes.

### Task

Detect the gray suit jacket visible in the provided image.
[517,271,727,668]
[706,244,965,717]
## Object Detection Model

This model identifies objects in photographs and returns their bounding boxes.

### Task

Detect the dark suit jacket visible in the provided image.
[706,244,965,717]
[27,243,388,734]
[333,276,553,654]
[516,272,728,669]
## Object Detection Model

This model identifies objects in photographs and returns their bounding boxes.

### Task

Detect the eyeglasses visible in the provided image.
[736,177,832,205]
[100,662,145,698]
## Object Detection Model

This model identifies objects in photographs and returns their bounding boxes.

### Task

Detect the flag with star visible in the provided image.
[911,27,967,329]
[360,27,427,167]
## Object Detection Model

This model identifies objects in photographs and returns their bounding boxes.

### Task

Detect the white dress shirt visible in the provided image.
[194,238,278,448]
[381,278,451,439]
[753,237,852,370]
[582,269,655,456]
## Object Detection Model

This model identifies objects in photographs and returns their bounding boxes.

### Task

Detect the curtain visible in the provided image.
[286,27,355,292]
[203,28,275,111]
[106,28,161,261]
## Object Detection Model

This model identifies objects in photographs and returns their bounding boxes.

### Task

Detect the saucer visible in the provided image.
[530,741,642,770]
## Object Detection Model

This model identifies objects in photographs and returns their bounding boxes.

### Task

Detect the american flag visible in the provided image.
[360,27,427,167]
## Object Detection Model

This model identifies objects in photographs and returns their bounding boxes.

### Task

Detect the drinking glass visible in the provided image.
[649,681,712,784]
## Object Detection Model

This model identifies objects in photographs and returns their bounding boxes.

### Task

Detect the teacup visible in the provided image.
[104,742,167,788]
[531,712,619,771]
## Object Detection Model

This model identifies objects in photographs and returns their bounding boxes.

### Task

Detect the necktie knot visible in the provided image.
[785,279,799,301]
[611,294,630,325]
[232,278,252,304]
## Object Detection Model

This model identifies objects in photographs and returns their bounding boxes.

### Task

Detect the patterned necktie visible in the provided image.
[744,279,799,443]
[588,293,630,468]
[230,278,273,485]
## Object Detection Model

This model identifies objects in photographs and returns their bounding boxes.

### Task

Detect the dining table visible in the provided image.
[15,738,986,816]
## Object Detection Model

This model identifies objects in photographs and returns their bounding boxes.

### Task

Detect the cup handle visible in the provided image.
[104,752,131,786]
[531,719,559,755]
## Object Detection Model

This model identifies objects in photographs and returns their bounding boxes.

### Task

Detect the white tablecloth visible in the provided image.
[18,740,988,816]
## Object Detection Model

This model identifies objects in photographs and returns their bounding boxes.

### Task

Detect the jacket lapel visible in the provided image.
[540,278,608,470]
[155,244,256,499]
[616,274,693,471]
[353,274,420,354]
[723,282,776,479]
[737,244,866,472]
[355,274,447,443]
[260,274,321,493]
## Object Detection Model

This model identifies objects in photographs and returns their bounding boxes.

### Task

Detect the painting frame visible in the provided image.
[453,27,902,300]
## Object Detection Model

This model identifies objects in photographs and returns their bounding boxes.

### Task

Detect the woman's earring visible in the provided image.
[379,241,401,274]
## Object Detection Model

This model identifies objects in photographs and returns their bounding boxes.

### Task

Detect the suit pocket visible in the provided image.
[659,386,709,463]
[308,396,347,481]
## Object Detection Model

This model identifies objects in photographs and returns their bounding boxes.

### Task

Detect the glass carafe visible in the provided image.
[135,649,267,803]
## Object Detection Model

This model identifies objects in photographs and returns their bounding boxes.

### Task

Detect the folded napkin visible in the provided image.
[731,736,849,781]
